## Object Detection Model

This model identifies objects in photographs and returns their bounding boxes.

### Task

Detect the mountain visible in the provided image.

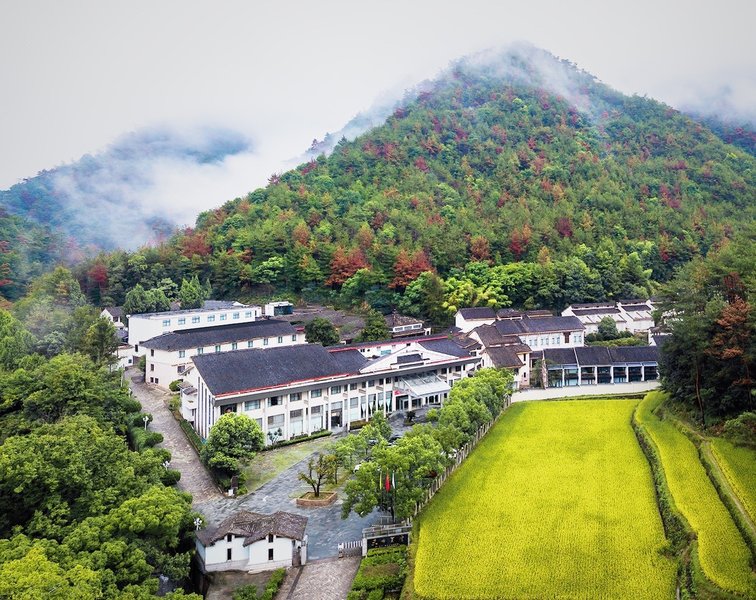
[33,45,756,313]
[0,127,252,300]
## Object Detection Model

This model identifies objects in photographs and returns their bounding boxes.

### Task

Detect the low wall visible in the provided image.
[512,381,660,402]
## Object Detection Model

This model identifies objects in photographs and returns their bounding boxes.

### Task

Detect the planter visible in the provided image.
[296,491,338,507]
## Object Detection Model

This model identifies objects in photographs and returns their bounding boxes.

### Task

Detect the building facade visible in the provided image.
[187,336,480,440]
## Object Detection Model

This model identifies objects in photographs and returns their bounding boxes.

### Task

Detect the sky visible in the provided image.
[1,0,754,225]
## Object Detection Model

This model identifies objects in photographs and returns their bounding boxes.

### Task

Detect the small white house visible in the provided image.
[101,306,125,329]
[195,511,307,574]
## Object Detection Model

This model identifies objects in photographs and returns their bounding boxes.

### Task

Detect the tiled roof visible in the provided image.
[396,353,423,365]
[418,338,473,358]
[197,511,307,546]
[458,307,496,320]
[103,306,123,318]
[542,348,578,365]
[541,345,659,366]
[494,315,584,335]
[486,346,525,368]
[571,307,621,316]
[193,344,362,396]
[141,320,296,351]
[385,313,423,328]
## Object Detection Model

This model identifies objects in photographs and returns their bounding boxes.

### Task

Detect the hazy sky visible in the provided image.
[1,0,754,208]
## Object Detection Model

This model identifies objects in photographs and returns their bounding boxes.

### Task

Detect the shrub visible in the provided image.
[168,379,182,392]
[351,546,407,596]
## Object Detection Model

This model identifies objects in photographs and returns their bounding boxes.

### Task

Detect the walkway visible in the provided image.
[277,557,361,600]
[195,452,377,560]
[128,371,220,504]
[512,381,660,402]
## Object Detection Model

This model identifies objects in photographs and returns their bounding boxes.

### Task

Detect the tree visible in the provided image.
[304,317,340,346]
[298,453,337,497]
[200,413,265,476]
[178,275,206,310]
[0,309,34,370]
[84,317,119,366]
[356,309,390,342]
[597,316,620,340]
[123,284,151,318]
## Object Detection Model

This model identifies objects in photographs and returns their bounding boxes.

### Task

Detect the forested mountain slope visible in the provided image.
[71,46,755,317]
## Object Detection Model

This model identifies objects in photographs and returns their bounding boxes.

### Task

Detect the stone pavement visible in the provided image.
[195,453,378,560]
[277,557,361,600]
[127,371,220,504]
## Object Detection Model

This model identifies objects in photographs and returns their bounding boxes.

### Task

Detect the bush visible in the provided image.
[722,412,756,446]
[168,379,182,392]
[160,469,181,486]
[351,546,407,597]
[232,584,258,600]
[264,429,332,449]
[260,568,286,600]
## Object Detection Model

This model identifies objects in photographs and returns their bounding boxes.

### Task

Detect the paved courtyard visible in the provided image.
[128,373,379,560]
[277,557,361,600]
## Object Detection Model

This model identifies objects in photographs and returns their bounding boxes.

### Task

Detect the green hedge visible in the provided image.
[263,429,331,450]
[231,567,286,600]
[349,546,408,599]
[128,426,164,452]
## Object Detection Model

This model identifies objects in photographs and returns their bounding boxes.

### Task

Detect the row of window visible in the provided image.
[243,390,397,413]
[173,335,297,358]
[161,311,255,328]
[527,333,583,347]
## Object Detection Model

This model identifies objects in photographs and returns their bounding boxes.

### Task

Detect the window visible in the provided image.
[220,313,227,321]
[244,311,252,318]
[268,414,284,426]
[277,336,283,343]
[150,364,154,372]
[290,409,302,419]
[310,389,322,398]
[247,341,254,348]
[231,342,238,350]
[178,350,186,358]
[162,319,170,327]
[350,383,358,390]
[178,365,185,374]
[268,534,274,543]
[330,385,342,394]
[178,318,186,325]
[197,347,204,355]
[134,345,139,353]
[263,338,269,346]
[350,398,358,408]
[291,334,297,342]
[290,393,301,402]
[244,400,261,411]
[268,548,274,561]
[227,548,232,561]
[233,312,240,320]
[215,345,221,353]
[192,316,200,324]
[207,315,215,322]
[368,380,375,387]
[268,396,280,407]
[150,349,154,357]
[227,534,233,542]
[311,406,322,414]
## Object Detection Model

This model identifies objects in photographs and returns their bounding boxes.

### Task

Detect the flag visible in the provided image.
[392,472,395,490]
[385,473,391,491]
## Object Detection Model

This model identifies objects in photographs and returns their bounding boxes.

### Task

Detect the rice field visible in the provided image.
[414,399,677,599]
[637,392,755,596]
[711,437,756,526]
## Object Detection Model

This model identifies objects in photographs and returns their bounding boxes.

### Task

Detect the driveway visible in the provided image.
[128,371,220,504]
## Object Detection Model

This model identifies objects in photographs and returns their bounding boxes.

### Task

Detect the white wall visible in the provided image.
[198,534,296,573]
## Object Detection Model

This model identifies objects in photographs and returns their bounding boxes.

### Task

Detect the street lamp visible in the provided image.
[143,415,149,430]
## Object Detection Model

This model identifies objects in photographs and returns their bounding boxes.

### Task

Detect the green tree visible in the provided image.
[597,316,620,340]
[84,317,119,365]
[0,309,34,370]
[304,317,340,346]
[200,413,265,476]
[123,284,151,317]
[178,275,206,310]
[356,309,389,342]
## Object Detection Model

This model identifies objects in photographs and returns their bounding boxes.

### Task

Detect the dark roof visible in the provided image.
[130,302,252,318]
[458,307,496,320]
[487,346,525,368]
[193,345,357,396]
[396,353,423,365]
[570,302,616,309]
[197,511,307,546]
[541,345,659,366]
[494,315,584,335]
[141,320,296,351]
[329,348,370,372]
[385,313,423,328]
[418,338,473,358]
[571,307,621,316]
[472,324,505,347]
[523,310,554,318]
[542,348,578,365]
[203,300,242,310]
[103,306,123,318]
[496,308,523,319]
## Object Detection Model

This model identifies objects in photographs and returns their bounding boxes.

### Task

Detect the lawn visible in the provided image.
[242,434,334,492]
[637,392,755,596]
[414,399,677,599]
[710,437,756,526]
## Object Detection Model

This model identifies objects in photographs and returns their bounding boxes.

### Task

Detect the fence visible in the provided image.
[413,398,509,518]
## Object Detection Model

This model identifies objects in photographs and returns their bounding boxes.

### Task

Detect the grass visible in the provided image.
[413,399,677,599]
[242,434,334,492]
[637,392,755,596]
[710,438,756,526]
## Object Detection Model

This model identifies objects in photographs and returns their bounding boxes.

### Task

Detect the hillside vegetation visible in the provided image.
[60,46,755,318]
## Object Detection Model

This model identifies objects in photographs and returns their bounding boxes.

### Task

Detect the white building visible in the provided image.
[196,510,307,574]
[187,335,480,440]
[385,312,430,338]
[562,299,656,335]
[454,307,497,333]
[127,301,260,357]
[101,306,125,329]
[141,319,303,389]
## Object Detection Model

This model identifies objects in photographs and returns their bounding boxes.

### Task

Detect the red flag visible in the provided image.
[385,473,391,491]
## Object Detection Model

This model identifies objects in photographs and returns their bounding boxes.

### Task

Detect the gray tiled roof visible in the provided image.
[541,345,659,366]
[494,315,584,335]
[458,307,496,320]
[571,307,621,316]
[419,338,473,358]
[141,320,296,351]
[193,344,362,396]
[486,346,525,368]
[197,510,307,546]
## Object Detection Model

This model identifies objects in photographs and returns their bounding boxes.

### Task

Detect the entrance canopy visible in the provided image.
[395,374,450,398]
